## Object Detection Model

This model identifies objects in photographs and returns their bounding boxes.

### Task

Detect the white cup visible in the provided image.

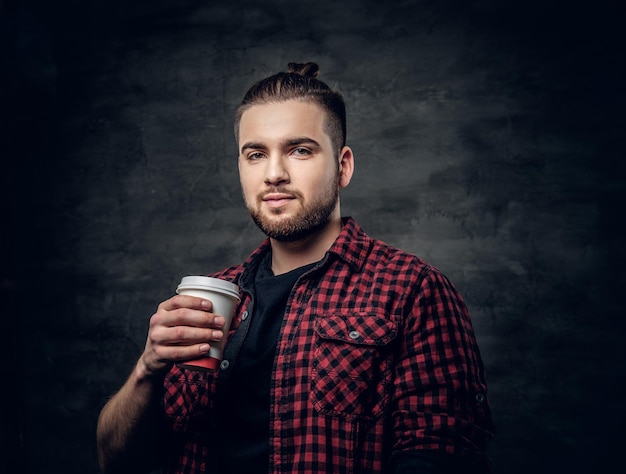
[175,276,240,371]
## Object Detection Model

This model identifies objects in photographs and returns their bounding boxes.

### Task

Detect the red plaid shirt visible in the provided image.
[161,217,493,473]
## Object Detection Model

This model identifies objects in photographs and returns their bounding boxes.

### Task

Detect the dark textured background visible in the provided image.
[1,0,624,473]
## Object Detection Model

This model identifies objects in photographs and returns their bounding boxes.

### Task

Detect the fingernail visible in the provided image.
[199,344,210,353]
[213,330,223,340]
[201,299,212,309]
[214,316,225,326]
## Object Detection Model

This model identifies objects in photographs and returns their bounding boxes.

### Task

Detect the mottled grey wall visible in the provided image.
[1,0,624,473]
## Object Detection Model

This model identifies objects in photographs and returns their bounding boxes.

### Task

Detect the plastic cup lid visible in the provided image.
[176,276,240,301]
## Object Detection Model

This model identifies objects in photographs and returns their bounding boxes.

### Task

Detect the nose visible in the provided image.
[264,155,290,186]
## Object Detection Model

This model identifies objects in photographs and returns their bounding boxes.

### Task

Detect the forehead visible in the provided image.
[238,100,329,144]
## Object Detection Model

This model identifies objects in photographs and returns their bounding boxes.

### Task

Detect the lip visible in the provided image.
[262,193,295,208]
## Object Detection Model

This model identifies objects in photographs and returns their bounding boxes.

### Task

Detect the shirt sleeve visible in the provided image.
[389,265,494,471]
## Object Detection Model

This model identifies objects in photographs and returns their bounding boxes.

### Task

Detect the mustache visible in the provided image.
[257,187,303,200]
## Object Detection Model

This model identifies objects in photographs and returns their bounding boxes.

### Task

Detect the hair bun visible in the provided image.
[287,62,320,79]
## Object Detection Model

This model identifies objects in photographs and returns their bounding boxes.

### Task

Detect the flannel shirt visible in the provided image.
[161,217,493,473]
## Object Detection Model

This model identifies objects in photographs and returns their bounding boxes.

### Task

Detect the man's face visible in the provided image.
[237,100,347,242]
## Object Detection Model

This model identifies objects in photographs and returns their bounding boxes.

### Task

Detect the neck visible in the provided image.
[269,213,343,275]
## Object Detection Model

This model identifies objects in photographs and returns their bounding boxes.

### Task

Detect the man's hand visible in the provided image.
[138,295,226,378]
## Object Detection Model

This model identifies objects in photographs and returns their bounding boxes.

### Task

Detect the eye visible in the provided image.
[291,147,312,157]
[247,151,266,161]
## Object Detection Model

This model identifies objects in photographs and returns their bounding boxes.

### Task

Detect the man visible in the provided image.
[97,62,494,473]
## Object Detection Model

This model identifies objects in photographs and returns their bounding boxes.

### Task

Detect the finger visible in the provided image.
[149,341,212,367]
[151,306,225,330]
[170,308,225,329]
[150,322,223,347]
[167,325,224,345]
[160,294,213,312]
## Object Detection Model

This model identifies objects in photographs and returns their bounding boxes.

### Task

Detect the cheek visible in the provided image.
[239,165,258,184]
[297,166,334,186]
[239,175,256,202]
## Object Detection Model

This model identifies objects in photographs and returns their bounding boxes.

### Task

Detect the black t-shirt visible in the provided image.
[217,253,315,473]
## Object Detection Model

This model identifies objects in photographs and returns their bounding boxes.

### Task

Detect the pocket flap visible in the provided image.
[315,311,397,346]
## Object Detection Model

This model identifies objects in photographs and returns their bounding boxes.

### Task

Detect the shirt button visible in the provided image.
[475,393,486,403]
[349,330,361,340]
[241,311,249,321]
[220,360,230,370]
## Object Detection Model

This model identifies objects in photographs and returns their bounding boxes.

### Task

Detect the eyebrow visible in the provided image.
[240,137,322,154]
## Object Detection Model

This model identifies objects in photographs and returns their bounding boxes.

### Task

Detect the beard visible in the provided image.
[246,174,340,242]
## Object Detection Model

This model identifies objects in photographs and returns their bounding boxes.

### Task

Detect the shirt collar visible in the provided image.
[326,216,372,273]
[240,216,372,281]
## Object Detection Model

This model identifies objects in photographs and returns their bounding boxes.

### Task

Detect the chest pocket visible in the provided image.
[311,311,397,421]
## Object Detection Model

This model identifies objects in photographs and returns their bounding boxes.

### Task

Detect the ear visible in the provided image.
[338,146,354,189]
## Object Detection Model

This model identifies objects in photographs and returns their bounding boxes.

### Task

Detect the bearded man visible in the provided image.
[97,62,494,474]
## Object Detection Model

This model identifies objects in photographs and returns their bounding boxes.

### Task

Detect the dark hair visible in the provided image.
[234,62,346,156]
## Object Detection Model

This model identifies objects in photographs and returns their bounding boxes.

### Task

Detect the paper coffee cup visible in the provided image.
[175,276,240,371]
